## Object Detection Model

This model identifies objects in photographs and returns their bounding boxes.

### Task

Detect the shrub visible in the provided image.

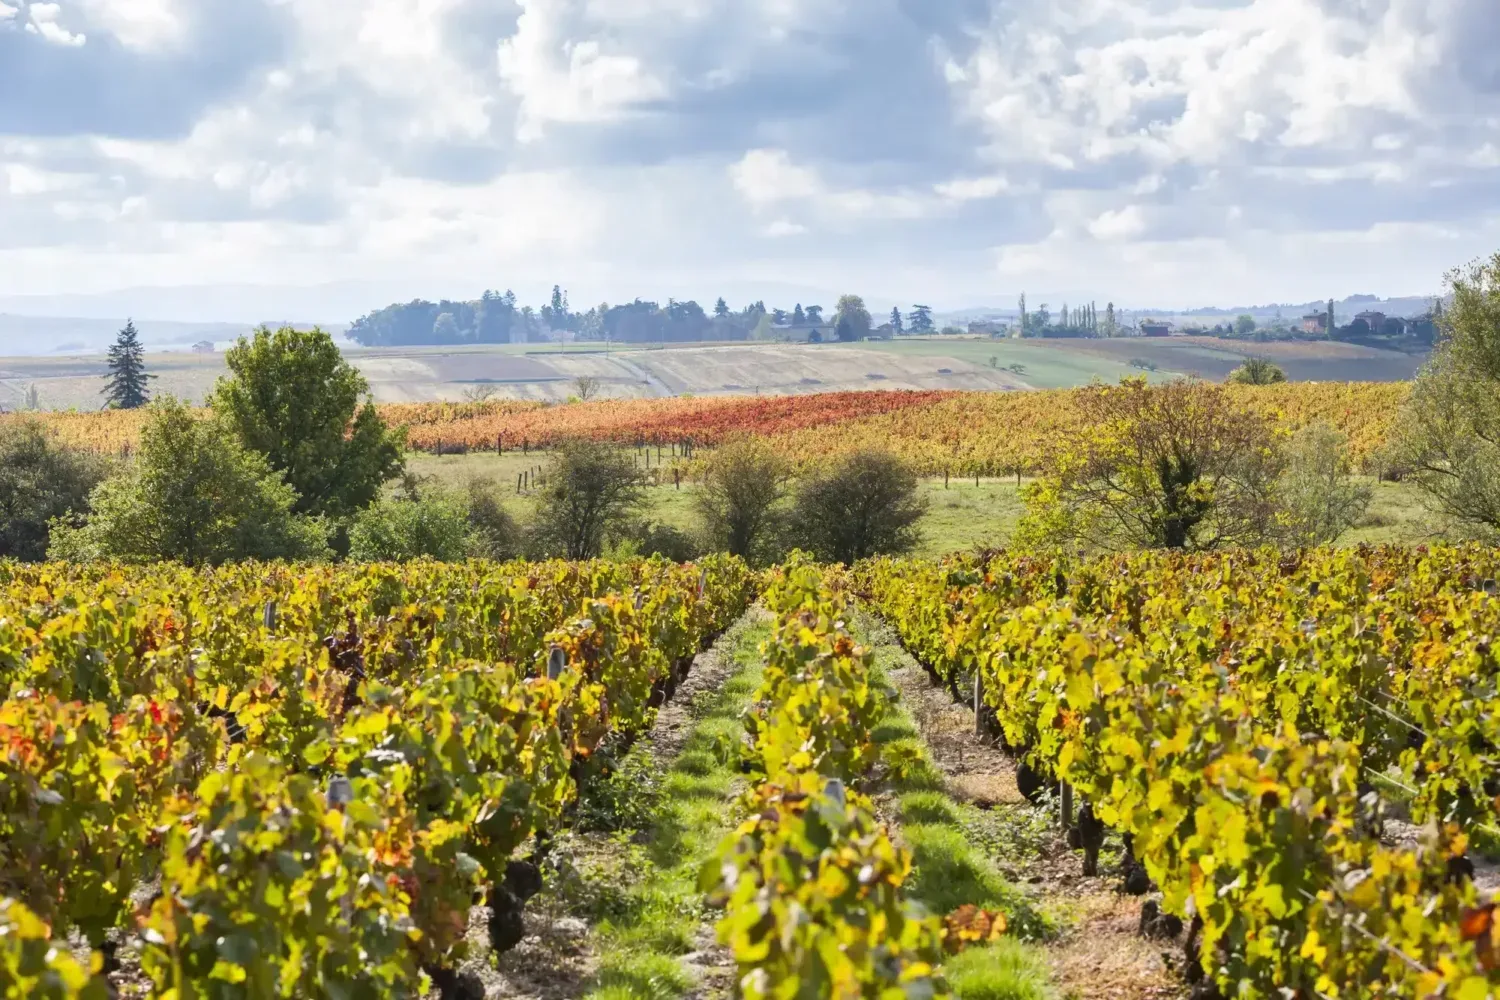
[1277,422,1373,545]
[694,437,791,563]
[1227,357,1287,385]
[788,449,926,564]
[347,488,471,562]
[48,397,328,565]
[463,477,521,560]
[0,419,108,561]
[531,440,645,559]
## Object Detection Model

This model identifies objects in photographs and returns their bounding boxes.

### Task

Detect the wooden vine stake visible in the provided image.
[973,670,982,737]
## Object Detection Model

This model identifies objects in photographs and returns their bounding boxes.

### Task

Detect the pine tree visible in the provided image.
[890,307,904,334]
[1327,299,1336,336]
[793,303,806,325]
[102,320,154,409]
[1105,302,1116,337]
[714,297,730,319]
[1019,294,1028,336]
[907,305,934,334]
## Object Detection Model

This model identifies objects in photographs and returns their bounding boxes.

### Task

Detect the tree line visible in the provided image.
[343,287,949,347]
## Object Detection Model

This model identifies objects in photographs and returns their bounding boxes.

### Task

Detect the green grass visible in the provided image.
[410,452,1439,556]
[855,614,1054,952]
[944,940,1057,1000]
[570,620,769,1000]
[411,451,1027,557]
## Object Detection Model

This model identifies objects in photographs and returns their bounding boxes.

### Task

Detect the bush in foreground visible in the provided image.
[49,397,328,565]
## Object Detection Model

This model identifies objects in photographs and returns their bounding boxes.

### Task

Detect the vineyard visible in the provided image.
[5,381,1409,476]
[859,544,1500,997]
[7,545,1500,997]
[0,556,758,997]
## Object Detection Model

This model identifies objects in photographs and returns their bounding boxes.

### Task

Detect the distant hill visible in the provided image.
[0,315,349,357]
[941,293,1441,327]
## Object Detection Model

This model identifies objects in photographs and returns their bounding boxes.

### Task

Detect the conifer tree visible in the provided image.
[102,320,154,409]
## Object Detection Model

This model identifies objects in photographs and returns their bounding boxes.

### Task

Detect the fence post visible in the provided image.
[517,473,522,494]
[944,469,949,489]
[674,468,681,490]
[1060,781,1073,831]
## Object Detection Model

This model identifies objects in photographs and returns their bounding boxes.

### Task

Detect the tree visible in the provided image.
[908,305,934,334]
[1105,302,1117,337]
[1394,251,1500,535]
[102,320,154,409]
[1227,357,1287,385]
[788,450,926,564]
[573,375,602,401]
[1327,299,1336,337]
[806,305,824,324]
[694,437,792,563]
[792,304,806,325]
[48,397,328,565]
[210,326,405,520]
[433,312,461,342]
[0,419,107,561]
[1017,378,1283,551]
[890,307,904,335]
[531,440,645,559]
[1277,422,1372,545]
[1018,294,1028,336]
[714,297,730,319]
[772,308,788,325]
[1234,314,1257,336]
[833,295,872,342]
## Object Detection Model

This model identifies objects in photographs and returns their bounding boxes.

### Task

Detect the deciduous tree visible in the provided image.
[1017,377,1283,550]
[210,326,405,520]
[1394,251,1500,535]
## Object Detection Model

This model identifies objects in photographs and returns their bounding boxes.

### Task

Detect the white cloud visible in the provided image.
[23,2,85,45]
[730,149,822,207]
[731,148,933,222]
[935,175,1012,202]
[0,0,1498,314]
[1088,205,1147,241]
[498,0,669,142]
[72,0,184,51]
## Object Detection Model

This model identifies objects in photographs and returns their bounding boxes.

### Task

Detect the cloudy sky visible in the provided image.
[1,0,1498,320]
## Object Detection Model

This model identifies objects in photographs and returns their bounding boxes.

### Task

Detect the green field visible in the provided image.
[410,451,1438,557]
[841,337,1173,389]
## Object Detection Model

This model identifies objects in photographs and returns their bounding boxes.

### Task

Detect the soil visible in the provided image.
[858,612,1188,1000]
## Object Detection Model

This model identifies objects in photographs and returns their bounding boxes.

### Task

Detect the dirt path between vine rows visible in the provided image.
[856,611,1187,1000]
[482,606,769,1000]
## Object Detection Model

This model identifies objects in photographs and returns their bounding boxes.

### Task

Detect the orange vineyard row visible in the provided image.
[3,382,1410,475]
